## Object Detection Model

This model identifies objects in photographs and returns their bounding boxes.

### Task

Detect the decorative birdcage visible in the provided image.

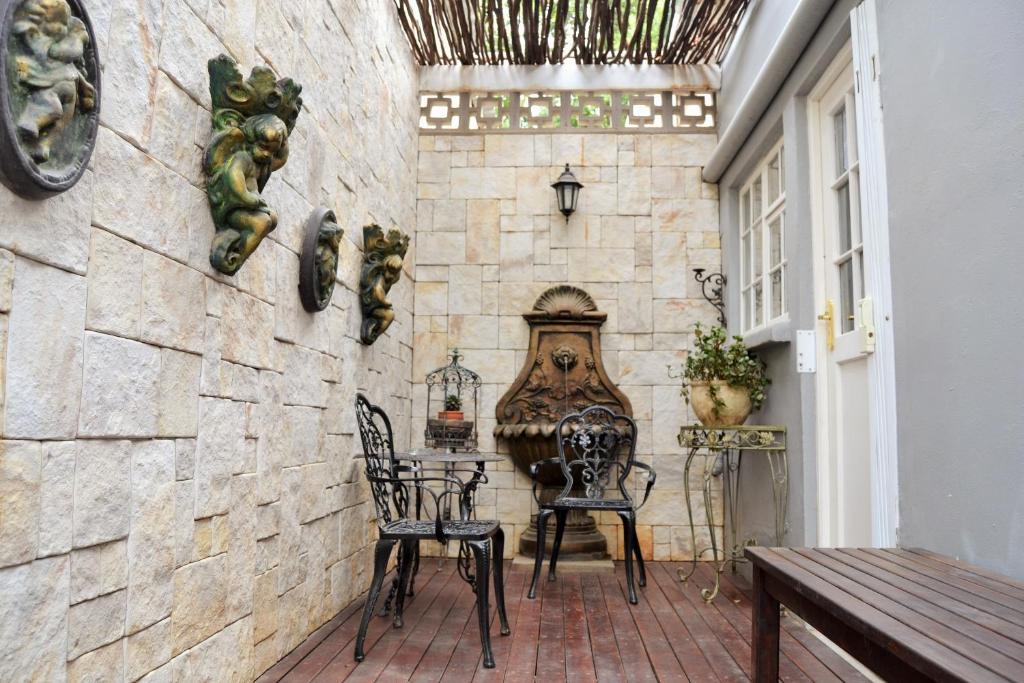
[425,348,481,451]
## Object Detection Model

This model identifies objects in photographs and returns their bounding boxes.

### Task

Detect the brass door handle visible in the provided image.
[818,300,835,351]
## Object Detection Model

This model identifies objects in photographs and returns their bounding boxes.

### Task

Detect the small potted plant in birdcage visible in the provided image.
[670,324,770,428]
[438,393,464,421]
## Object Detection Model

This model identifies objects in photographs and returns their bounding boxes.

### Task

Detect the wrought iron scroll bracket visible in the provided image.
[693,268,727,327]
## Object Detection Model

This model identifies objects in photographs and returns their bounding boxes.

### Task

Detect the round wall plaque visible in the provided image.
[0,0,101,199]
[298,207,344,312]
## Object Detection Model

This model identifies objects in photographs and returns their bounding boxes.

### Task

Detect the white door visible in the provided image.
[811,50,874,547]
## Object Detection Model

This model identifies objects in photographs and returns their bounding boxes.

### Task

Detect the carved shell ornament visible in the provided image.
[532,285,598,317]
[0,0,101,199]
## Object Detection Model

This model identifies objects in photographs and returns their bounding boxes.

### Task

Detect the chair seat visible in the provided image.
[543,497,635,510]
[382,519,499,540]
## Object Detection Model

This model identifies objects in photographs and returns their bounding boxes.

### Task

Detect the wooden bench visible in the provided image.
[746,547,1024,682]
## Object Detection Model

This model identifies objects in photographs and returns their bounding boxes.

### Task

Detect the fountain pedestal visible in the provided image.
[493,286,632,564]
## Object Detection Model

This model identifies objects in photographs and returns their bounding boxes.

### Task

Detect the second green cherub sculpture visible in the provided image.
[204,54,302,275]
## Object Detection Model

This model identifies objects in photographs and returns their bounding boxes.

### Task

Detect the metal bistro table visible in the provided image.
[359,448,505,606]
[677,425,788,603]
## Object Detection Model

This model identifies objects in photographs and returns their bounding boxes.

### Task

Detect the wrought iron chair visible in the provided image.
[527,405,655,604]
[353,394,510,668]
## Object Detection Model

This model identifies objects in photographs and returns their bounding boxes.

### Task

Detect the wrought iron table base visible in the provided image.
[677,426,788,603]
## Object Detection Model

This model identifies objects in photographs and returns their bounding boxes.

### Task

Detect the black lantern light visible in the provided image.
[551,163,583,222]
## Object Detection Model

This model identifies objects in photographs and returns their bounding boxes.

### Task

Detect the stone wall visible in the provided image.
[0,1,418,680]
[411,132,724,562]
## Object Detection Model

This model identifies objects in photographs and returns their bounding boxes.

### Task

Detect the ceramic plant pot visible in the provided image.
[690,380,753,427]
[438,410,464,421]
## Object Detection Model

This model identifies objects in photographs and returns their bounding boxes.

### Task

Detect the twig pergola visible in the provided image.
[393,0,750,66]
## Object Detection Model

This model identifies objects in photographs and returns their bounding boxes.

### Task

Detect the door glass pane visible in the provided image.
[837,182,852,254]
[752,221,763,277]
[754,282,764,326]
[770,270,783,319]
[766,153,781,206]
[834,107,847,175]
[769,216,783,267]
[839,259,855,333]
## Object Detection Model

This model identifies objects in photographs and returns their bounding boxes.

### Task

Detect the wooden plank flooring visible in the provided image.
[259,560,871,682]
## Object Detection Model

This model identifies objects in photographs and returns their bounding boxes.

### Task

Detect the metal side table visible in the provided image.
[677,425,788,603]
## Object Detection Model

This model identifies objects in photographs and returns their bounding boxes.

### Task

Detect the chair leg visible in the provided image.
[469,540,495,669]
[409,542,420,597]
[617,511,639,605]
[528,509,553,599]
[393,539,417,628]
[355,538,398,662]
[548,509,568,582]
[633,530,647,587]
[493,528,511,636]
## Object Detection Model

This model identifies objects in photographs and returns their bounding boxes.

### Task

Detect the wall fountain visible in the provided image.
[494,285,632,561]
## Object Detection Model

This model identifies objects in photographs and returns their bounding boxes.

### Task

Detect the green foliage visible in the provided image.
[668,324,770,417]
[444,393,463,411]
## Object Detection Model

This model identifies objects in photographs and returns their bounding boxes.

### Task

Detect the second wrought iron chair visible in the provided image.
[527,405,655,604]
[353,394,510,668]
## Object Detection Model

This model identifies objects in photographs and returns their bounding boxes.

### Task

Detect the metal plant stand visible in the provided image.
[677,425,788,603]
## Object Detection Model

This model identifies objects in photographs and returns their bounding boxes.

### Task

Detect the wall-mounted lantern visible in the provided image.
[551,163,583,222]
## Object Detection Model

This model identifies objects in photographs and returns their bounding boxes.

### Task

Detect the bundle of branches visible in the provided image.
[393,0,750,65]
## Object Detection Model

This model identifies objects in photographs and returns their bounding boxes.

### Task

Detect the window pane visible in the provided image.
[779,146,786,193]
[752,221,763,277]
[741,189,749,229]
[741,232,751,285]
[834,107,847,175]
[837,182,852,254]
[847,97,858,164]
[752,176,762,220]
[743,289,751,329]
[770,270,783,319]
[754,282,764,326]
[766,153,781,206]
[769,215,783,268]
[839,259,855,333]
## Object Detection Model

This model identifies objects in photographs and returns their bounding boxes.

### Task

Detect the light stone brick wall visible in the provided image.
[411,132,726,562]
[0,1,418,681]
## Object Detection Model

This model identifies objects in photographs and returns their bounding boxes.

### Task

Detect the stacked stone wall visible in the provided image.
[411,132,725,562]
[0,0,418,680]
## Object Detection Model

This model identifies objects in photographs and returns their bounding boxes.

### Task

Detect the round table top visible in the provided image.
[356,449,505,463]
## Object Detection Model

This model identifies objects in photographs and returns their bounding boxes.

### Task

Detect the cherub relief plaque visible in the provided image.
[359,224,409,345]
[204,54,302,275]
[0,0,100,199]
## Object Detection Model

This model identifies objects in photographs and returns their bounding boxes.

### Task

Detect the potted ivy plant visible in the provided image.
[439,393,464,421]
[671,324,770,427]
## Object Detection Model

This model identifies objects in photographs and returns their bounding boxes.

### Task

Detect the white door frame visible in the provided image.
[808,5,899,548]
[851,0,899,547]
[808,44,863,547]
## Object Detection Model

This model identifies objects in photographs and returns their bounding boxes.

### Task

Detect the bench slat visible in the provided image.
[791,548,1024,676]
[747,547,1008,682]
[848,548,1024,631]
[867,549,1024,617]
[833,548,1024,647]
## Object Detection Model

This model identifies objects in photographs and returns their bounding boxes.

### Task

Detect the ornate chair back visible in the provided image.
[554,406,638,503]
[354,393,406,528]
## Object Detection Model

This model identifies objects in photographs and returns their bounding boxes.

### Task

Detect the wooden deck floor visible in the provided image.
[258,560,871,682]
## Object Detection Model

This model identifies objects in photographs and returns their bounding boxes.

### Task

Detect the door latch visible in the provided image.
[817,300,835,352]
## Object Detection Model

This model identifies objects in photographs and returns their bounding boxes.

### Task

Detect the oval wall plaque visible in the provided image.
[0,0,101,199]
[298,207,344,312]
